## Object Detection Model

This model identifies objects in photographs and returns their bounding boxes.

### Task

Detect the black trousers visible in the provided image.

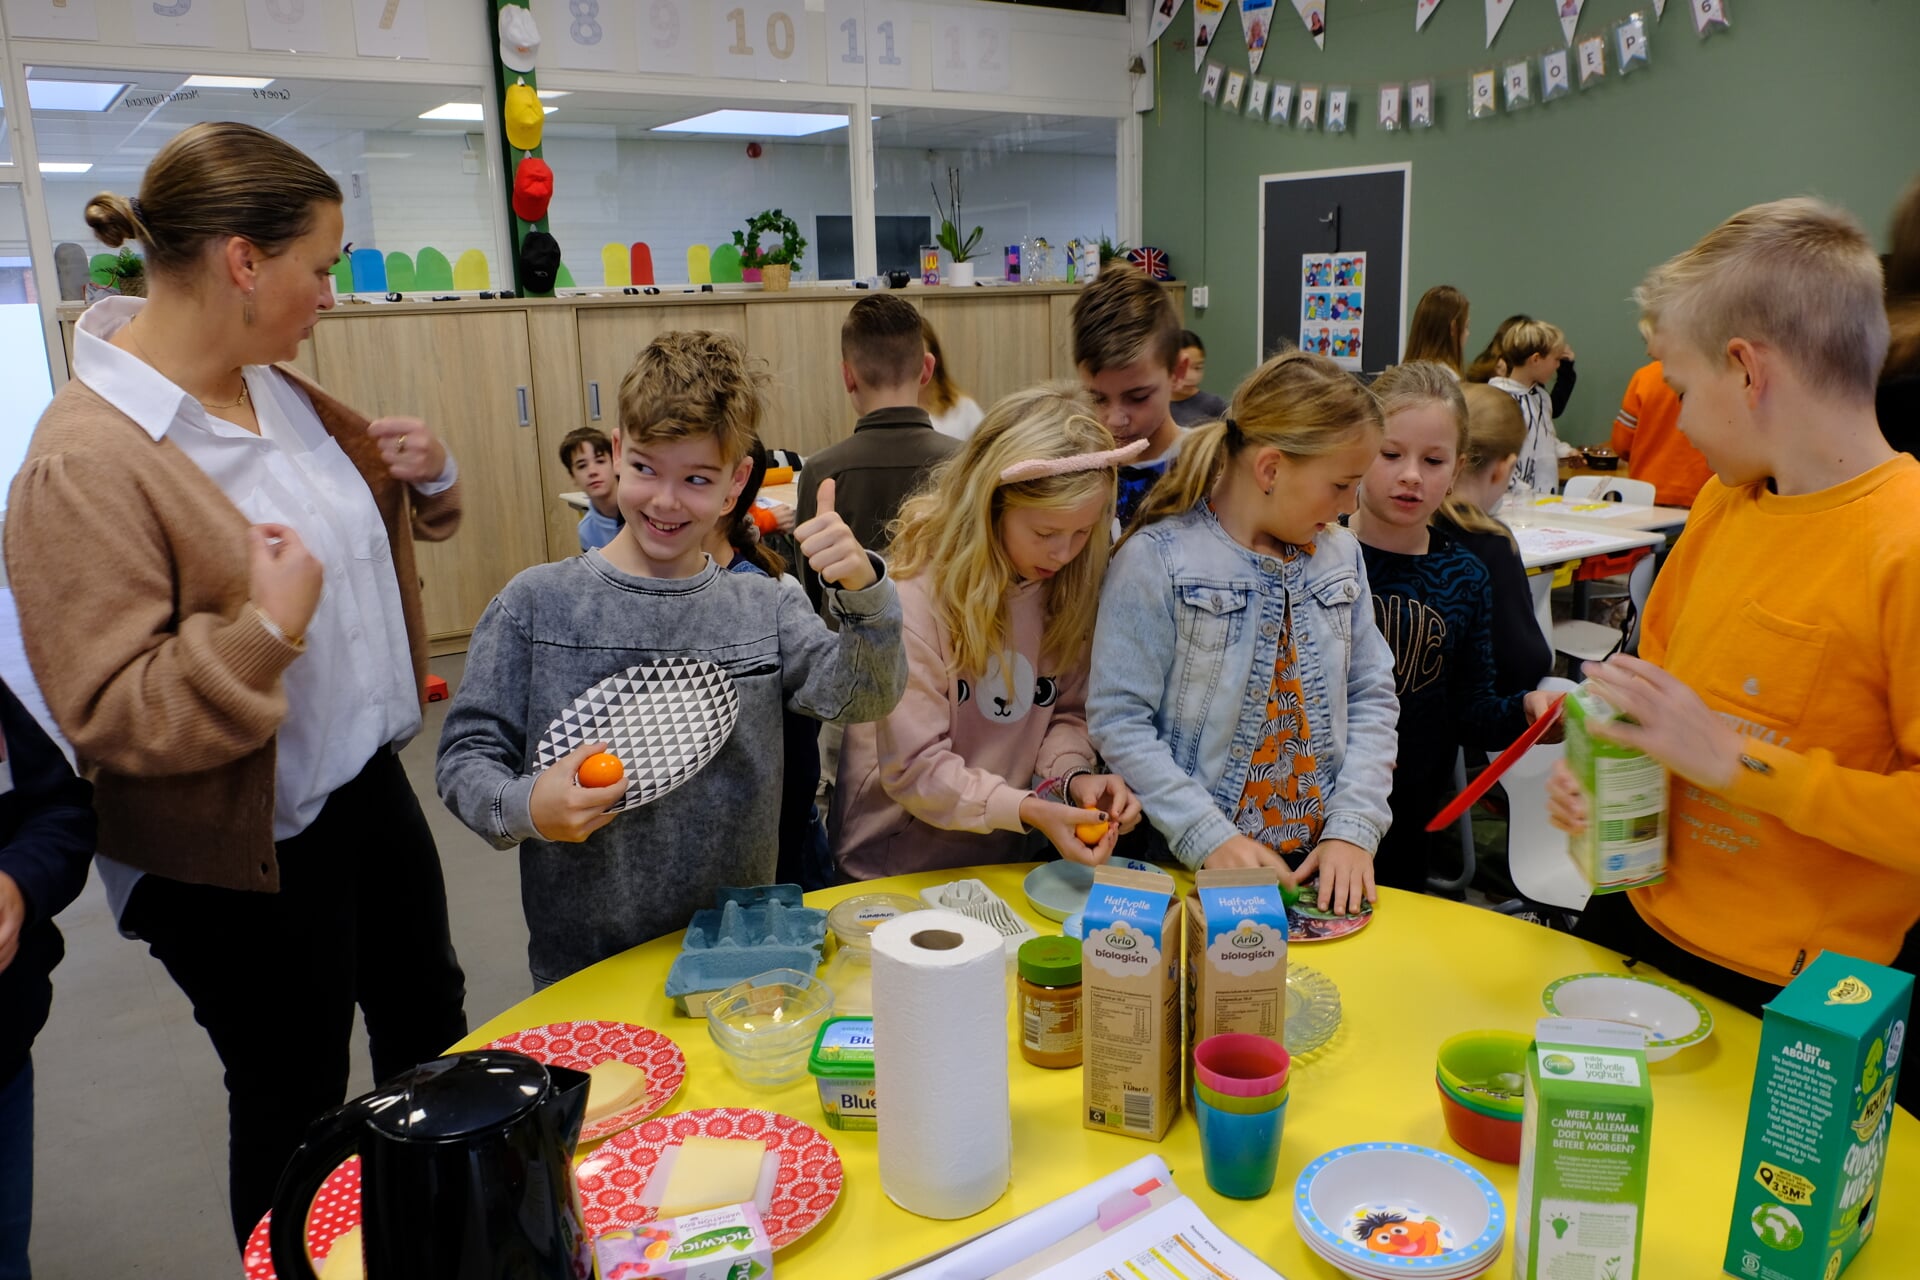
[124,750,469,1249]
[1576,892,1918,1117]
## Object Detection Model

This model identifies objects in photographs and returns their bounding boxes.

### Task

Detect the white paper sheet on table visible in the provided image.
[1526,496,1657,522]
[886,1156,1285,1280]
[1513,523,1646,564]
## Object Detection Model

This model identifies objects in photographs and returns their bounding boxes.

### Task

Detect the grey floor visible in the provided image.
[25,653,535,1279]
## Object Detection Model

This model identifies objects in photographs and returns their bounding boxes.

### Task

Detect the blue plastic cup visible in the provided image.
[1194,1094,1286,1199]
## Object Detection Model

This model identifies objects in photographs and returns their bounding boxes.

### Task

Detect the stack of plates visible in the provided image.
[1293,1143,1506,1280]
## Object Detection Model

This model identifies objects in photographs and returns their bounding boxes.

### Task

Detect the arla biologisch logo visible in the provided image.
[1089,919,1162,977]
[1214,918,1282,977]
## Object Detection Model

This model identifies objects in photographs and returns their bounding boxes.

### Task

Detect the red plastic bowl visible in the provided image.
[1438,1081,1522,1164]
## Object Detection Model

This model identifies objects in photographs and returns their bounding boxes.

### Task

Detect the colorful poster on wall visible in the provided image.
[2,0,99,40]
[541,0,627,72]
[1193,0,1225,70]
[353,0,431,59]
[135,0,219,47]
[1556,0,1585,44]
[1148,0,1186,47]
[1291,0,1325,49]
[1241,0,1275,74]
[244,0,334,54]
[1415,0,1443,32]
[1302,252,1365,370]
[1485,0,1515,46]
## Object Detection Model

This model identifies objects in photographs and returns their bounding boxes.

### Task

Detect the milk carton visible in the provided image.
[1562,680,1667,893]
[1186,868,1288,1050]
[1514,1018,1654,1280]
[1723,952,1911,1280]
[1082,866,1181,1141]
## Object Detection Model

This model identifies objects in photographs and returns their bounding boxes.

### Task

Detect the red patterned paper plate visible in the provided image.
[573,1107,843,1249]
[241,1157,359,1280]
[482,1020,687,1143]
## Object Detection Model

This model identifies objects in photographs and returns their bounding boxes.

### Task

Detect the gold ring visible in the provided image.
[397,434,408,453]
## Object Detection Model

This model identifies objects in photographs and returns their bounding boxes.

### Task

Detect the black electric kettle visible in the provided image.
[269,1050,591,1280]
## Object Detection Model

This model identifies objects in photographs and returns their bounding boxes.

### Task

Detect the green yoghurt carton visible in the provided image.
[1723,951,1911,1280]
[1563,680,1668,893]
[1514,1018,1654,1280]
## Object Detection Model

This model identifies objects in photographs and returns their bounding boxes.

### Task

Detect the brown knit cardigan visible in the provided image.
[2,367,460,892]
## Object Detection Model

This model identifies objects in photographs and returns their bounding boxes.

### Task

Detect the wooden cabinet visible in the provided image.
[309,311,545,642]
[575,304,749,434]
[744,298,859,457]
[920,295,1056,412]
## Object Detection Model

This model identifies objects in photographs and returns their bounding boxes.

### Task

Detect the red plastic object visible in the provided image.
[1193,1033,1290,1097]
[1425,694,1566,832]
[1438,1082,1522,1163]
[426,674,449,702]
[749,505,777,535]
[1572,545,1652,582]
[629,243,655,286]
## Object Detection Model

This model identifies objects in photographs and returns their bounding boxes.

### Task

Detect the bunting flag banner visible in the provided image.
[1692,0,1729,38]
[1652,0,1666,16]
[1190,0,1221,69]
[1556,0,1584,44]
[1486,0,1515,46]
[1615,11,1649,72]
[1242,0,1275,73]
[1147,0,1186,46]
[1194,0,1225,70]
[1577,32,1606,83]
[1416,0,1443,31]
[1292,0,1326,49]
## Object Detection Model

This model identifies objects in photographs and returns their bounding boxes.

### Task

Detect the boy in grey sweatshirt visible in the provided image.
[438,332,906,984]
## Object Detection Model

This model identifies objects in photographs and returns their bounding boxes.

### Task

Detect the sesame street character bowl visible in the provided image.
[1294,1143,1505,1278]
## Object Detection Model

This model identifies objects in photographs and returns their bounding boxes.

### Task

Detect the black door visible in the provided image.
[1260,166,1408,376]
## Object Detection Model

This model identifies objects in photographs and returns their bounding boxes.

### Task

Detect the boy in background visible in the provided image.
[796,294,956,618]
[1609,337,1714,507]
[439,331,906,986]
[559,426,622,552]
[1488,319,1569,496]
[1072,264,1188,527]
[1169,329,1230,428]
[1546,198,1920,1108]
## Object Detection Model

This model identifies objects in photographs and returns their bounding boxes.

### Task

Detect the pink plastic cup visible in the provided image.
[1193,1034,1290,1098]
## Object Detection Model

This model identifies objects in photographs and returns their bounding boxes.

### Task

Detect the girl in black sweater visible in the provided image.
[1347,364,1557,891]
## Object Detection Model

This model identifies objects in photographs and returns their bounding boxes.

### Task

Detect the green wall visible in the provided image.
[1144,0,1920,444]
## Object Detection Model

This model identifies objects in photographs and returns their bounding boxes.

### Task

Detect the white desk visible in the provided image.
[1512,519,1666,571]
[1520,493,1689,531]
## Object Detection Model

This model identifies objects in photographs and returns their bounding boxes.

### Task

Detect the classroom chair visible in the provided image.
[349,248,388,293]
[630,243,656,286]
[452,250,490,291]
[1492,737,1591,930]
[385,252,417,293]
[1563,475,1656,506]
[709,244,744,284]
[54,243,90,301]
[687,245,711,285]
[415,247,455,291]
[602,243,631,287]
[1553,553,1656,664]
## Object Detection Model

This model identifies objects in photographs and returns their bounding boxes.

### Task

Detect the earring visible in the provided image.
[243,288,256,327]
[1264,486,1273,496]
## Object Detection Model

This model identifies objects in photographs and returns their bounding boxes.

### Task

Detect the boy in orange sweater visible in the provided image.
[1549,200,1920,1110]
[1608,340,1713,507]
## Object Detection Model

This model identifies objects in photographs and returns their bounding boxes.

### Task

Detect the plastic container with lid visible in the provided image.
[1017,936,1083,1069]
[807,1016,877,1130]
[819,893,922,1016]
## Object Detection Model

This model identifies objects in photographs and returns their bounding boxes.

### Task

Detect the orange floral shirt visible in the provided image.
[1232,543,1326,852]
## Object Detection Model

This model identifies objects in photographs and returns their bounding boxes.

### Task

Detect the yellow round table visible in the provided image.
[457,865,1920,1278]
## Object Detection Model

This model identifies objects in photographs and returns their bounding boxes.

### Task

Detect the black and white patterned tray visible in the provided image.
[534,658,740,812]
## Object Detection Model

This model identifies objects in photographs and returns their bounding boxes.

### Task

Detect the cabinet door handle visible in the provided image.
[516,386,530,427]
[588,380,602,421]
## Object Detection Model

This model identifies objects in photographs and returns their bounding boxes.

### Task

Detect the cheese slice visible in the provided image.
[584,1059,651,1128]
[321,1225,364,1280]
[652,1136,769,1218]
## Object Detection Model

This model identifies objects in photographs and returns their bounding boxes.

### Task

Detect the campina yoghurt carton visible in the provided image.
[1724,952,1911,1280]
[1082,866,1182,1142]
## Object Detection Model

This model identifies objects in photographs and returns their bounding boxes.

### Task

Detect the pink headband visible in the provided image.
[999,437,1149,484]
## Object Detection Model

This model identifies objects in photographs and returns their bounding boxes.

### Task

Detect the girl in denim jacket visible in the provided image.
[1088,350,1400,915]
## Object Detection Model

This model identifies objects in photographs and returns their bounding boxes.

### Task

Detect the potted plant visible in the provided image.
[732,209,806,291]
[106,246,147,297]
[1095,234,1131,267]
[932,167,983,286]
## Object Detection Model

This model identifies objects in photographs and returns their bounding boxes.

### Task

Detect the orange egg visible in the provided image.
[1075,819,1111,845]
[578,752,625,789]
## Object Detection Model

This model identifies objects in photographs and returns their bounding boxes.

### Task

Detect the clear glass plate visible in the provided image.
[1287,964,1343,1058]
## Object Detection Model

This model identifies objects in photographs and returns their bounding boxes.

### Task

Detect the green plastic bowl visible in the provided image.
[1435,1030,1530,1116]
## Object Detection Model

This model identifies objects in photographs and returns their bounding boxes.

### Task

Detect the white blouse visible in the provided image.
[73,297,446,841]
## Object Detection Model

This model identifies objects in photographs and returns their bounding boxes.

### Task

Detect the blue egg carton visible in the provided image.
[664,884,828,1016]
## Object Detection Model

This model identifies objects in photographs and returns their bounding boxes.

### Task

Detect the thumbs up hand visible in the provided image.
[795,479,877,592]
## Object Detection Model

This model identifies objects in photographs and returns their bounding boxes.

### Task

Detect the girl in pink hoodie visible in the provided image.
[832,386,1144,879]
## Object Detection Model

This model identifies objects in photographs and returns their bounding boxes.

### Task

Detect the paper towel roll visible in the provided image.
[872,909,1012,1220]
